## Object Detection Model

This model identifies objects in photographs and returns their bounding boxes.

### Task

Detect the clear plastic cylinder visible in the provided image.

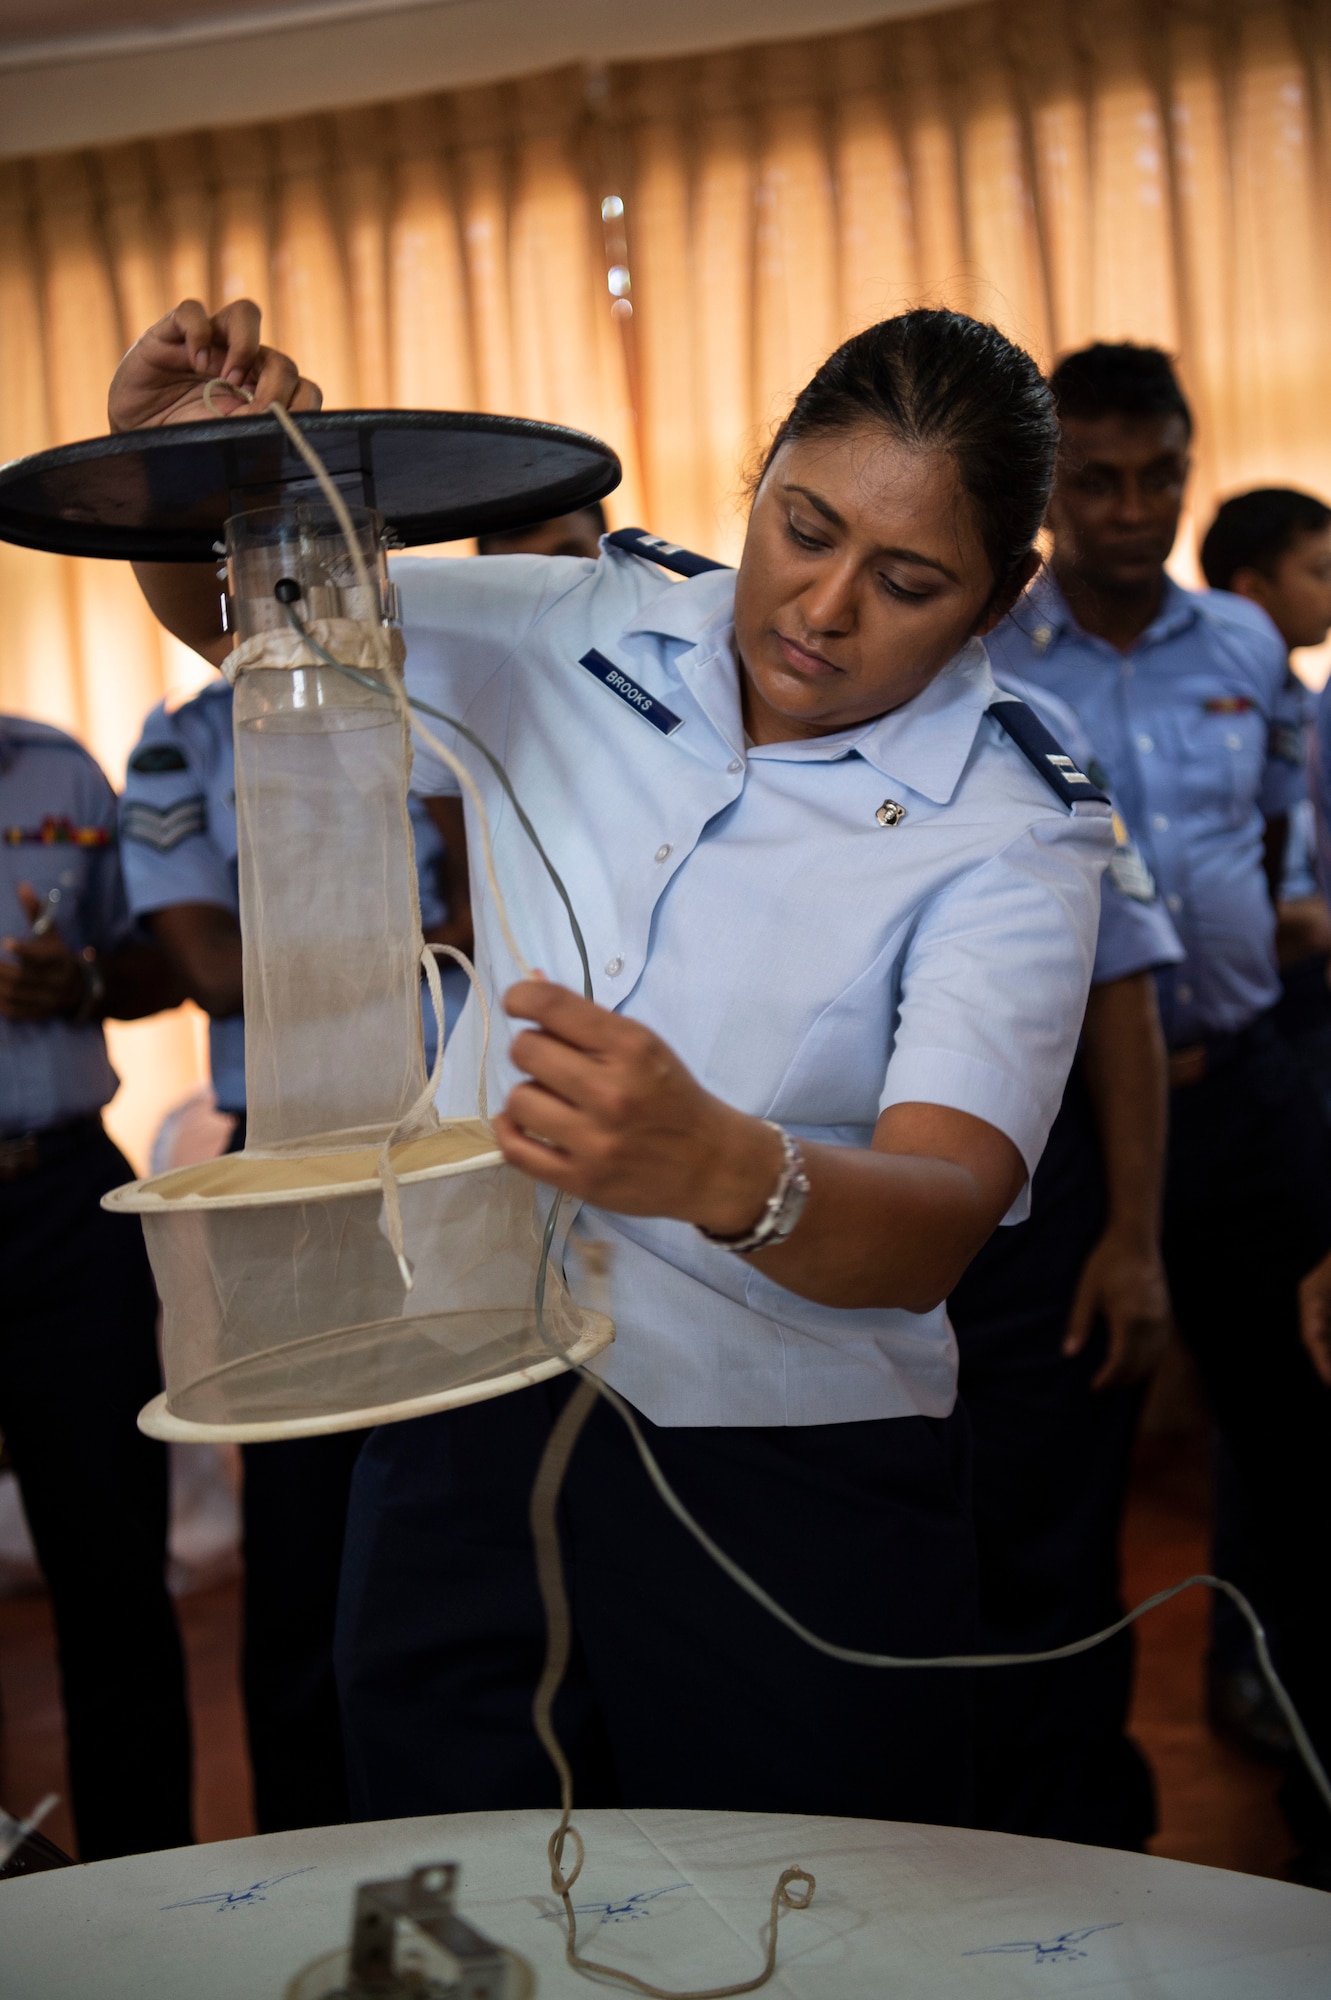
[225,500,392,642]
[226,503,428,1151]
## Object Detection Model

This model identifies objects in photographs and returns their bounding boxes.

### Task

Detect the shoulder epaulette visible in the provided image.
[605,527,732,578]
[128,741,190,775]
[1,718,92,756]
[988,697,1110,808]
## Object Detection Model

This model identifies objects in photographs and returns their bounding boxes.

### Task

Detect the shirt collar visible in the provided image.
[740,638,998,804]
[621,564,738,646]
[621,567,999,803]
[722,639,1003,805]
[1019,569,1200,652]
[845,638,999,803]
[1146,576,1202,642]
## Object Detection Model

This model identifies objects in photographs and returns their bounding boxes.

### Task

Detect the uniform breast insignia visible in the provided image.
[128,742,189,773]
[875,799,907,827]
[987,700,1111,809]
[1203,696,1254,714]
[2,814,112,847]
[579,649,684,737]
[121,796,208,852]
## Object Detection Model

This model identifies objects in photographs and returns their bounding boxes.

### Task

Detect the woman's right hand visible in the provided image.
[108,298,322,432]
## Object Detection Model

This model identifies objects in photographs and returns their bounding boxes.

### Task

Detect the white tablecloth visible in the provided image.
[3,1807,1329,1997]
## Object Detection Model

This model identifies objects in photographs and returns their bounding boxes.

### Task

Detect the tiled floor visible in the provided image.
[0,1427,1298,1875]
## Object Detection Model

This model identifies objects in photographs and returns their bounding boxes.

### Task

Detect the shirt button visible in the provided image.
[1226,732,1243,751]
[604,956,624,978]
[1177,983,1193,1004]
[654,843,672,863]
[1166,893,1183,913]
[727,758,743,774]
[1137,733,1154,752]
[1152,813,1170,832]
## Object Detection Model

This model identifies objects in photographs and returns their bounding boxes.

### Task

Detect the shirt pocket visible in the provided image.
[1176,705,1265,827]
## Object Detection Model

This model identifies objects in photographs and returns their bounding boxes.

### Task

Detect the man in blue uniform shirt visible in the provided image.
[953,676,1179,1850]
[0,713,191,1859]
[120,673,468,1834]
[988,343,1331,1881]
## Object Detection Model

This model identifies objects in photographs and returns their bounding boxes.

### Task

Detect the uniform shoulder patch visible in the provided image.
[604,527,732,578]
[121,796,207,851]
[129,742,189,774]
[988,698,1110,808]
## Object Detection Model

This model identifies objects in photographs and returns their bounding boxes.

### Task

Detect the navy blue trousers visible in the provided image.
[226,1116,365,1833]
[336,1378,977,1825]
[1162,1022,1331,1842]
[240,1428,365,1831]
[951,1065,1155,1850]
[0,1120,192,1858]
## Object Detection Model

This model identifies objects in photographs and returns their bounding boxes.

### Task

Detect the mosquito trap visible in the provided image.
[0,406,621,1440]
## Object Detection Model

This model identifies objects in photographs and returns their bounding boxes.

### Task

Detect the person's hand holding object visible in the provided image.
[108,298,321,432]
[0,883,91,1022]
[493,979,784,1235]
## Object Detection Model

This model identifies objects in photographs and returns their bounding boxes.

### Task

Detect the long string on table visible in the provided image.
[203,384,1331,2000]
[527,1378,815,1999]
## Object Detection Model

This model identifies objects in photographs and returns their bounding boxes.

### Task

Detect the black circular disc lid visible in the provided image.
[0,410,622,561]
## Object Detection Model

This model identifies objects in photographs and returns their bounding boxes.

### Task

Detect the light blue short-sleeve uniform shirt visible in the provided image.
[0,716,126,1135]
[119,679,247,1114]
[987,574,1297,1047]
[120,680,456,1114]
[1309,681,1331,898]
[397,541,1114,1428]
[992,671,1184,987]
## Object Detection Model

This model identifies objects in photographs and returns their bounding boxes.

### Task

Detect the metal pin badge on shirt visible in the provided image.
[875,800,907,827]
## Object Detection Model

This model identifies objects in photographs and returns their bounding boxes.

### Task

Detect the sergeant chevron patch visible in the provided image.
[121,796,207,851]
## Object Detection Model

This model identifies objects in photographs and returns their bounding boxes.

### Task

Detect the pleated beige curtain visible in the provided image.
[3,0,1331,1160]
[624,0,1331,565]
[6,0,1331,765]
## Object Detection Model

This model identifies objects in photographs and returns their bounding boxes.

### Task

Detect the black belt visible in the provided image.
[0,1113,104,1182]
[1167,1016,1272,1089]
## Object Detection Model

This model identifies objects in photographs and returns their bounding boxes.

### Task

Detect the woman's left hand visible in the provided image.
[493,980,782,1230]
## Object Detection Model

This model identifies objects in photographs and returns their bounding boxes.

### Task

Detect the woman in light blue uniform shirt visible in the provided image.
[114,300,1113,1827]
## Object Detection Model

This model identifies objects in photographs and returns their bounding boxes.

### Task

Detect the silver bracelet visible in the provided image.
[697,1122,811,1256]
